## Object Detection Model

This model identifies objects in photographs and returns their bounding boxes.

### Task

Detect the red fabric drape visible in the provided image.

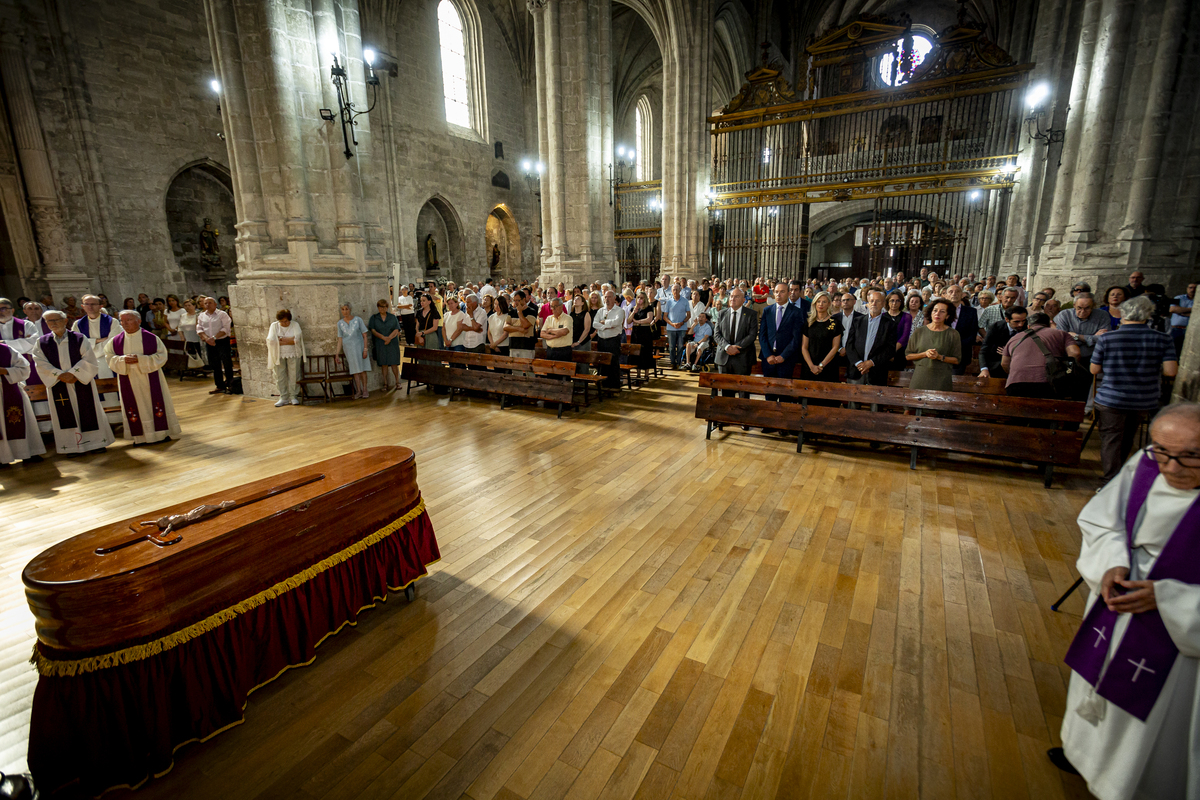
[28,510,439,798]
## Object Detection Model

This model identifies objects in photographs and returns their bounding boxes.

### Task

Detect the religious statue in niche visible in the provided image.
[425,234,439,269]
[490,244,501,272]
[199,218,221,269]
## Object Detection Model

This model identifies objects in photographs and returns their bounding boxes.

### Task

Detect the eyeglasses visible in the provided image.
[1145,445,1200,469]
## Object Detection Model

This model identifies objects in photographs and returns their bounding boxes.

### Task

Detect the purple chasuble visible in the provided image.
[111,329,167,437]
[77,314,113,340]
[5,319,42,387]
[38,331,100,433]
[0,344,26,441]
[1063,454,1200,720]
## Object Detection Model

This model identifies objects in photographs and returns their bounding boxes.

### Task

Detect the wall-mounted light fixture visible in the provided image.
[318,47,381,159]
[607,145,637,207]
[210,79,225,140]
[1024,82,1066,146]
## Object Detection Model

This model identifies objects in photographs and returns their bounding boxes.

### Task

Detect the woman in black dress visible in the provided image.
[800,291,841,381]
[629,292,656,370]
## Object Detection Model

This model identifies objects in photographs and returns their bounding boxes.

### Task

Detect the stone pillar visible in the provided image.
[205,0,386,399]
[1065,0,1135,244]
[658,0,712,281]
[1174,316,1199,403]
[1117,0,1187,243]
[529,0,615,286]
[0,42,90,298]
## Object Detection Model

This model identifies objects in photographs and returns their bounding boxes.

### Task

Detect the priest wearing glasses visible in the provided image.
[1051,402,1200,799]
[31,310,115,455]
[105,310,181,445]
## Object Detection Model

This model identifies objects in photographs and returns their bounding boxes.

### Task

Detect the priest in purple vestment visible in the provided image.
[1051,402,1200,799]
[105,311,180,444]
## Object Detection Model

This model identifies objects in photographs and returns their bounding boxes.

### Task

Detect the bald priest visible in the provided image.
[1051,402,1200,799]
[104,310,180,444]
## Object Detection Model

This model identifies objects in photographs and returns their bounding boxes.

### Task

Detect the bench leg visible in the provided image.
[706,420,713,440]
[557,402,564,419]
[796,430,804,453]
[910,447,918,470]
[1043,464,1054,488]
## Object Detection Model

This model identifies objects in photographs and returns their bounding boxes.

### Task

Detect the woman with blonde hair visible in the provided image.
[801,291,841,381]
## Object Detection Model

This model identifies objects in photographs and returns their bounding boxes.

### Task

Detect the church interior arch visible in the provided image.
[416,195,464,281]
[485,204,521,281]
[164,160,237,297]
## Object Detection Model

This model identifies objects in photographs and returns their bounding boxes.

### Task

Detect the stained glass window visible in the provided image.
[438,1,470,127]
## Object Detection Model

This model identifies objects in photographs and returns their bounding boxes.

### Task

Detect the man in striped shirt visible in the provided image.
[1090,295,1178,485]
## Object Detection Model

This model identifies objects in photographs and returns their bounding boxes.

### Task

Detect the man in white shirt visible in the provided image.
[479,279,498,299]
[457,295,489,367]
[592,290,626,389]
[32,310,115,455]
[1052,402,1200,800]
[540,297,573,361]
[196,297,234,394]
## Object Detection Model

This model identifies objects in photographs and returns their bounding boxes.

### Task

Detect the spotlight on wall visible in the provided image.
[970,190,981,201]
[1024,82,1066,147]
[210,79,225,139]
[210,79,221,94]
[320,47,382,159]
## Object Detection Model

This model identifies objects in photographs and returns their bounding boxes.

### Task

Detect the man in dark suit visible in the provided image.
[844,288,898,386]
[714,288,759,430]
[714,287,758,398]
[832,291,864,374]
[788,280,811,319]
[943,284,978,375]
[979,305,1028,379]
[759,282,805,404]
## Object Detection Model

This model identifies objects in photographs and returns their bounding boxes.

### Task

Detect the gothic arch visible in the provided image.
[163,159,237,295]
[416,194,465,279]
[485,203,521,280]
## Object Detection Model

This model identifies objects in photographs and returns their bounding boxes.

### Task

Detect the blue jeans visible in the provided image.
[667,328,687,366]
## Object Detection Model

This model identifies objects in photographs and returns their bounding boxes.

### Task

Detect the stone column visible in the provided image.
[1174,316,1199,403]
[204,0,386,399]
[529,0,615,286]
[658,0,712,281]
[0,42,90,298]
[1117,0,1187,243]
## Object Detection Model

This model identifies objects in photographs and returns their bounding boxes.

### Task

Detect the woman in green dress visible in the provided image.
[368,299,401,391]
[906,298,961,391]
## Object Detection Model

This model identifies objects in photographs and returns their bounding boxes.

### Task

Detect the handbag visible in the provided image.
[1023,329,1085,399]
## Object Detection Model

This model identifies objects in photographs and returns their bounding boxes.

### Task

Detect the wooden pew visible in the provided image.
[619,343,648,388]
[401,347,576,416]
[533,343,613,405]
[748,362,1008,394]
[26,378,123,428]
[695,373,1084,487]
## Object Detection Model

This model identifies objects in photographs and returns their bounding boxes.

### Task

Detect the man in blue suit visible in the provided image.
[760,282,804,405]
[944,284,978,375]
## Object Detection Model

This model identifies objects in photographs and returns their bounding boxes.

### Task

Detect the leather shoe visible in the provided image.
[1046,747,1078,775]
[741,425,751,431]
[209,388,223,394]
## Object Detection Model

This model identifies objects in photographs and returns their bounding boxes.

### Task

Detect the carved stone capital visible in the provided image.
[28,201,71,269]
[526,0,548,14]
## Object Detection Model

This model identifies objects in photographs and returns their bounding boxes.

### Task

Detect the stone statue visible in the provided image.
[425,234,439,269]
[200,218,221,269]
[490,243,500,271]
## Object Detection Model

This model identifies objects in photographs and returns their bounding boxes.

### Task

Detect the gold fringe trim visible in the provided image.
[32,498,429,678]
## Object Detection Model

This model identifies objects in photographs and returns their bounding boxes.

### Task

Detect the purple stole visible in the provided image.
[111,329,167,437]
[5,319,43,387]
[76,314,113,340]
[38,332,99,433]
[0,344,26,441]
[1064,454,1200,720]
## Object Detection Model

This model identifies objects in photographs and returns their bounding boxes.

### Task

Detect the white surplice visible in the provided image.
[31,334,115,454]
[3,318,51,431]
[1061,453,1200,800]
[73,314,122,425]
[0,343,45,462]
[104,334,180,444]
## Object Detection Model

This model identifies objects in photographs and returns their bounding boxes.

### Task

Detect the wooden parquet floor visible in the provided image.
[0,369,1098,799]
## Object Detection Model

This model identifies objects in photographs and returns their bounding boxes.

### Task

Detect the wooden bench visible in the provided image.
[533,343,613,405]
[747,363,1009,394]
[401,347,576,416]
[618,343,649,389]
[695,373,1084,487]
[164,339,206,380]
[26,378,123,428]
[291,355,341,403]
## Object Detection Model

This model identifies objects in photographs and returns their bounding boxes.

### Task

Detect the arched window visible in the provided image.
[635,95,653,181]
[878,34,934,86]
[437,0,488,138]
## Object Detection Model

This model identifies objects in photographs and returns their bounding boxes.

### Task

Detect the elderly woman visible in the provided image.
[905,291,926,328]
[368,299,401,391]
[266,309,305,406]
[337,302,371,399]
[1102,285,1128,331]
[906,298,961,391]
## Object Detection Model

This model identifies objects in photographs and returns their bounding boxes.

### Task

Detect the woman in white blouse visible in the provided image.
[397,285,416,345]
[266,309,306,407]
[179,298,204,365]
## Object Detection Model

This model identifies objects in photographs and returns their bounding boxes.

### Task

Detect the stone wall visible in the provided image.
[1,0,231,301]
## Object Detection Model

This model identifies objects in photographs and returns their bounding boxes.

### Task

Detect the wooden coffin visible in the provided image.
[23,446,421,655]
